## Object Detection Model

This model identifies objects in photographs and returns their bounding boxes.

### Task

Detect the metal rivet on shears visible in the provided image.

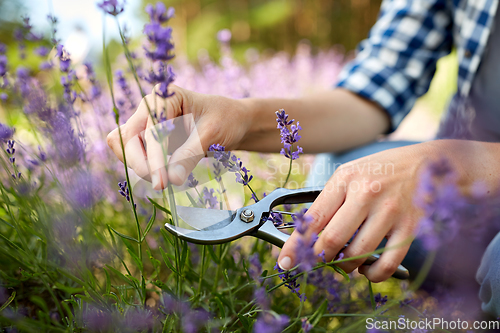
[240,209,254,222]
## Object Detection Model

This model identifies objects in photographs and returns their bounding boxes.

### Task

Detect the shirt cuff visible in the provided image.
[335,58,418,133]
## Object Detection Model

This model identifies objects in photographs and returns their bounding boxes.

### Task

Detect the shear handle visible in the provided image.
[253,220,410,280]
[262,187,323,209]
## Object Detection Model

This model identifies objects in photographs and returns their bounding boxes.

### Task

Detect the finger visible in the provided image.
[335,212,393,274]
[144,116,169,190]
[124,134,150,181]
[167,126,206,186]
[107,94,155,162]
[312,198,369,262]
[358,229,413,283]
[277,176,347,270]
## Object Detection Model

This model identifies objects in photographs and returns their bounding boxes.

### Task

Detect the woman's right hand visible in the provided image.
[106,85,251,189]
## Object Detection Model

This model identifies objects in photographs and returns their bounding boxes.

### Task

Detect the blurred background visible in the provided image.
[0,0,458,140]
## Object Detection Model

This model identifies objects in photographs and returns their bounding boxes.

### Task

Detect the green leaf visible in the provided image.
[60,300,74,322]
[0,232,24,252]
[141,205,157,242]
[213,296,226,318]
[161,228,175,247]
[207,245,220,265]
[0,291,15,312]
[309,299,328,326]
[74,294,94,303]
[237,313,251,331]
[57,268,86,286]
[54,282,84,294]
[147,197,172,216]
[127,247,144,272]
[105,265,135,287]
[159,247,179,275]
[0,217,13,228]
[180,240,188,271]
[185,191,199,207]
[108,225,139,243]
[332,265,350,282]
[103,293,119,303]
[152,280,175,297]
[104,268,111,294]
[30,295,49,313]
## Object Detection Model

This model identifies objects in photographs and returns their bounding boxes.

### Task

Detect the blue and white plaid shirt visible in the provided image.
[336,0,499,131]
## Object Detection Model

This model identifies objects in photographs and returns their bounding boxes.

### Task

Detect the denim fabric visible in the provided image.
[306,140,500,317]
[477,232,500,316]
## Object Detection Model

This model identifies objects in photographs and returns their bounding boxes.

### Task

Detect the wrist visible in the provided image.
[422,139,500,193]
[236,97,277,150]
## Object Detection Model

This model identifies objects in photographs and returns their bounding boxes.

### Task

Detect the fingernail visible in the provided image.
[279,256,292,270]
[172,164,186,182]
[152,173,159,189]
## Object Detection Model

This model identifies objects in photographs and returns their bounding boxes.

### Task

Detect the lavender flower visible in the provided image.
[248,253,262,280]
[118,181,130,202]
[145,2,174,23]
[268,211,283,226]
[0,43,5,55]
[187,173,198,188]
[145,63,175,98]
[60,71,77,104]
[0,55,7,77]
[49,112,84,166]
[301,318,313,332]
[276,109,303,160]
[97,0,125,16]
[307,269,342,311]
[201,187,218,209]
[213,161,223,182]
[115,70,134,108]
[217,29,232,43]
[6,140,15,156]
[291,208,312,234]
[161,294,211,333]
[254,313,289,333]
[143,3,175,62]
[68,171,99,209]
[0,123,14,141]
[209,144,254,186]
[374,293,388,309]
[55,45,71,73]
[274,263,304,301]
[0,93,7,101]
[34,46,50,57]
[415,158,467,250]
[39,61,54,71]
[84,62,101,100]
[253,287,270,309]
[83,307,113,332]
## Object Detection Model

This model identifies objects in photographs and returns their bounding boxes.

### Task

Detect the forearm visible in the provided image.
[237,88,390,154]
[425,140,500,193]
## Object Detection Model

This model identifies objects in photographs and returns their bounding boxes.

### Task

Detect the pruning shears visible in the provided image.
[164,186,410,279]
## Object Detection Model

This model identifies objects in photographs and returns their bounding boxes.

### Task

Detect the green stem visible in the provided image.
[102,18,142,261]
[368,280,376,311]
[282,147,294,187]
[196,245,207,300]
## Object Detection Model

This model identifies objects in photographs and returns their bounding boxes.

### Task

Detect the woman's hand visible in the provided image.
[106,85,251,189]
[277,140,499,283]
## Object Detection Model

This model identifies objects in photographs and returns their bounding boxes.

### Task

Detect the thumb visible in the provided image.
[277,231,303,270]
[167,128,206,186]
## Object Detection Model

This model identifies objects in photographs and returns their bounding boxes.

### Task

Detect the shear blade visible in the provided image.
[176,205,234,230]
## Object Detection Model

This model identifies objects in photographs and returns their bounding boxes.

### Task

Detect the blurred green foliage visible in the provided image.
[146,0,383,62]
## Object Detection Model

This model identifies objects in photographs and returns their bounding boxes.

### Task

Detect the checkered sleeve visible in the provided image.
[336,0,454,131]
